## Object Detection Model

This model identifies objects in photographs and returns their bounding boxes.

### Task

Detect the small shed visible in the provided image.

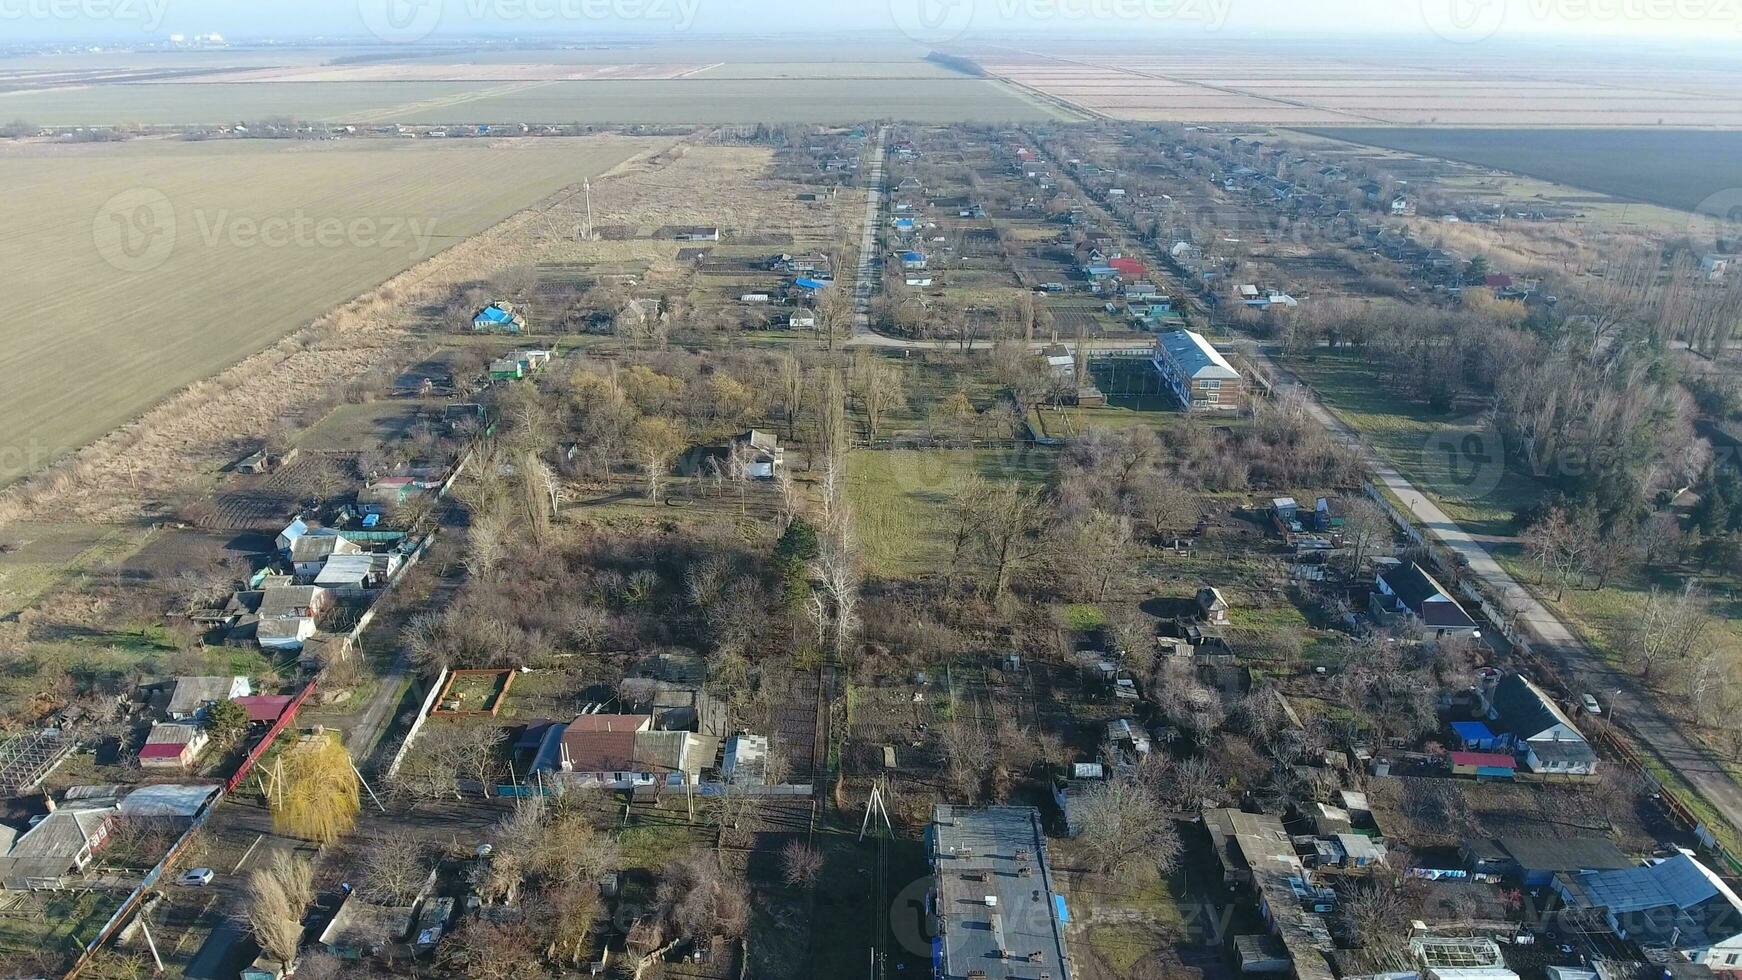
[1450,720,1502,751]
[139,724,208,770]
[1449,750,1516,780]
[1196,587,1230,625]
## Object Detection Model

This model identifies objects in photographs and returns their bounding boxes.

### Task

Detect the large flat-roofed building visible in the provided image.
[1153,329,1243,411]
[928,805,1072,980]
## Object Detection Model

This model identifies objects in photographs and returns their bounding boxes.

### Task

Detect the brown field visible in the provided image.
[0,135,653,491]
[968,44,1742,125]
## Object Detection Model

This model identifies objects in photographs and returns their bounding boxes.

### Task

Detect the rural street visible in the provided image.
[1246,343,1742,832]
[849,126,887,339]
[1025,126,1742,836]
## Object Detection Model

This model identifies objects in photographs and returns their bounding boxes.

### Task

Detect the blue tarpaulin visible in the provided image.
[1053,894,1070,923]
[794,277,832,290]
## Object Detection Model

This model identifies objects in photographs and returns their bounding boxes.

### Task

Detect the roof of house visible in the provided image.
[1557,854,1742,949]
[259,586,323,619]
[289,532,358,563]
[1198,586,1230,609]
[1526,737,1599,767]
[116,783,220,818]
[1378,562,1477,629]
[314,553,374,586]
[5,806,112,860]
[234,695,294,723]
[1157,329,1241,382]
[167,677,247,715]
[931,805,1070,980]
[145,723,203,746]
[560,714,654,773]
[1448,751,1515,769]
[1450,721,1496,742]
[565,713,652,734]
[474,303,519,323]
[562,731,639,773]
[1496,836,1629,874]
[138,742,194,760]
[1492,673,1582,743]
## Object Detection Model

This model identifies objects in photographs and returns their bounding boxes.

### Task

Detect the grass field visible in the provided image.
[1301,128,1742,215]
[847,448,1054,577]
[1285,349,1540,536]
[4,77,1074,126]
[0,135,646,487]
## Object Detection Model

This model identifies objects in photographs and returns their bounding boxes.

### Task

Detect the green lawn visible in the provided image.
[847,447,1054,578]
[1286,348,1542,537]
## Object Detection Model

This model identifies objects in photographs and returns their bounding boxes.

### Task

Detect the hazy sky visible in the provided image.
[10,0,1742,45]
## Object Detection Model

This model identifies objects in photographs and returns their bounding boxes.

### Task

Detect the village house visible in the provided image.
[1370,561,1479,640]
[1488,673,1598,776]
[680,430,786,479]
[138,723,209,770]
[552,714,715,789]
[1203,808,1337,980]
[471,302,525,334]
[289,530,362,579]
[1152,329,1243,412]
[166,675,251,721]
[1555,853,1742,967]
[256,585,330,652]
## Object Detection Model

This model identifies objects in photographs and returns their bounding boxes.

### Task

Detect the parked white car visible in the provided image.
[176,868,215,887]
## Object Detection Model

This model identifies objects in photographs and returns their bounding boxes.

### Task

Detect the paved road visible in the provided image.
[848,125,886,338]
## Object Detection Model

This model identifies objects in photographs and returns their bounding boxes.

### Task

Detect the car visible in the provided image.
[176,868,215,887]
[1581,693,1602,715]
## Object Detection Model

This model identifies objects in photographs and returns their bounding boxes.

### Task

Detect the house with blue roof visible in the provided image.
[793,277,832,292]
[472,302,526,335]
[901,251,928,270]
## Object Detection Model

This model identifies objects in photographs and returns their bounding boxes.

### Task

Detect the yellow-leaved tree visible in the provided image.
[269,733,359,844]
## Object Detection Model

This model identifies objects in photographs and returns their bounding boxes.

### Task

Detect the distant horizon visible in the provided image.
[9,0,1742,50]
[12,28,1742,58]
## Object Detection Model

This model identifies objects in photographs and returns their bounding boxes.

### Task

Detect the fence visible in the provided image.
[383,666,449,781]
[226,679,318,794]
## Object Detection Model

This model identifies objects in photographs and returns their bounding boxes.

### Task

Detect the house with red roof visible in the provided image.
[139,723,208,770]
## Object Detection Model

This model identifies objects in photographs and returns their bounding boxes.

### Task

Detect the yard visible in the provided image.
[846,447,1054,578]
[1285,348,1542,537]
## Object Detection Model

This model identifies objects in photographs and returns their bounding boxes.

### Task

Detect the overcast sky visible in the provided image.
[10,0,1742,46]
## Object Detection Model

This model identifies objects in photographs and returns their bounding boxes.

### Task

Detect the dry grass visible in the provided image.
[0,137,667,527]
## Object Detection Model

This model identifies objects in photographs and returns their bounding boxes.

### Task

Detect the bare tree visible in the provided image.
[358,831,427,905]
[246,857,312,965]
[1073,777,1183,881]
[781,841,824,886]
